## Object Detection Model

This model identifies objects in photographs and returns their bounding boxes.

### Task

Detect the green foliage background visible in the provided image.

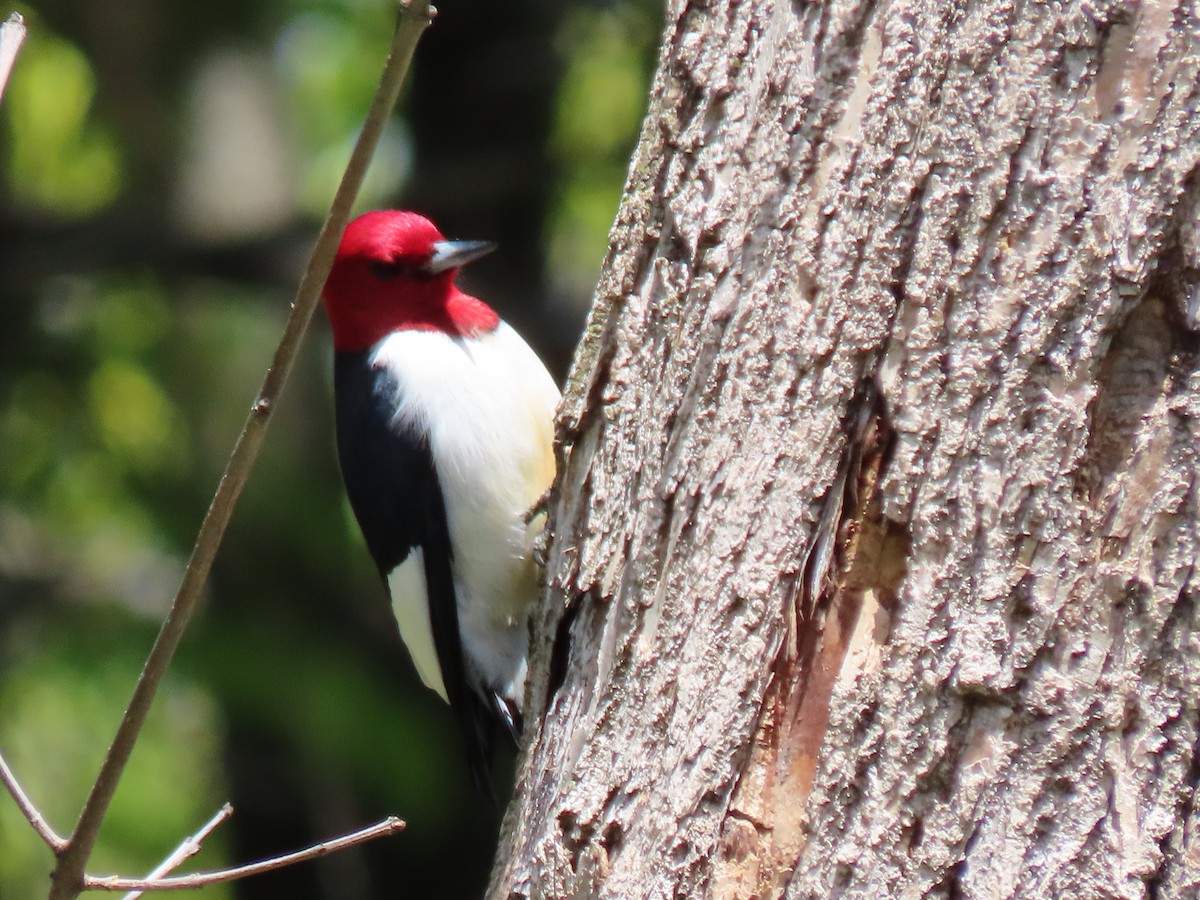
[0,1,657,896]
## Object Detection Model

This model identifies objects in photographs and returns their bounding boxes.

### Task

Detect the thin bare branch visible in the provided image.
[0,747,66,852]
[120,804,234,900]
[86,816,405,892]
[0,12,26,103]
[47,3,433,898]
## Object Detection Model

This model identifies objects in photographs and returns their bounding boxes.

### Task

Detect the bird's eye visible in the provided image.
[369,260,405,280]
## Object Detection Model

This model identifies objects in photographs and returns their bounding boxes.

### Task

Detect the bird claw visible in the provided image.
[523,486,552,526]
[524,487,553,566]
[532,528,549,568]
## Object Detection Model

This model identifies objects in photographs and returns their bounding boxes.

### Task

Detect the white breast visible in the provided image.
[370,324,559,703]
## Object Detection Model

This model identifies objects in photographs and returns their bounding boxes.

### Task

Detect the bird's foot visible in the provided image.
[523,486,552,526]
[525,488,553,567]
[532,527,550,568]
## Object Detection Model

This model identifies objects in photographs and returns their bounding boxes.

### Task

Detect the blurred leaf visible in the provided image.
[3,24,121,216]
[90,277,171,357]
[88,359,190,474]
[548,4,656,292]
[553,12,649,160]
[0,372,72,494]
[277,11,410,214]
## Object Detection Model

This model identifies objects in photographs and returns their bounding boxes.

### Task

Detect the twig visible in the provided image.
[120,804,234,900]
[0,12,26,104]
[46,3,433,898]
[0,747,66,851]
[85,817,405,892]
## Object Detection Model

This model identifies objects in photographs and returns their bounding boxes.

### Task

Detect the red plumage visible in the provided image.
[323,210,499,352]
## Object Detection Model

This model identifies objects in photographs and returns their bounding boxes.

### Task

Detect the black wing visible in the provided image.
[333,351,502,800]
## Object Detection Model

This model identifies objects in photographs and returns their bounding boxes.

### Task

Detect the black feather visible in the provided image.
[334,351,510,799]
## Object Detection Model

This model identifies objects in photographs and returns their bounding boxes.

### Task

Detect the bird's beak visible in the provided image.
[422,240,496,275]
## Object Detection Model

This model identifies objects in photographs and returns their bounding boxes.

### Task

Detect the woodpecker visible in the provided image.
[321,210,559,795]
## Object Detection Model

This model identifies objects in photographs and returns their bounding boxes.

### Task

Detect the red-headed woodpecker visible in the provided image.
[321,210,559,795]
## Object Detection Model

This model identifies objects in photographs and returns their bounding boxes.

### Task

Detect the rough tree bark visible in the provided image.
[490,1,1200,897]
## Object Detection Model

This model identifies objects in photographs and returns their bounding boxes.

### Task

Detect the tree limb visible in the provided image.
[120,804,234,900]
[0,747,66,852]
[86,816,405,893]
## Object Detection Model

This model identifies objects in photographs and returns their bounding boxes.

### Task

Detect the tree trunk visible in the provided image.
[490,1,1200,897]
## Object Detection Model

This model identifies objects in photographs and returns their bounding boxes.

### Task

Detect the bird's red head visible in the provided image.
[322,210,500,352]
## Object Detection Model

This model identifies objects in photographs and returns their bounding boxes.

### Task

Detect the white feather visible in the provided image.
[370,323,559,705]
[387,548,448,701]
